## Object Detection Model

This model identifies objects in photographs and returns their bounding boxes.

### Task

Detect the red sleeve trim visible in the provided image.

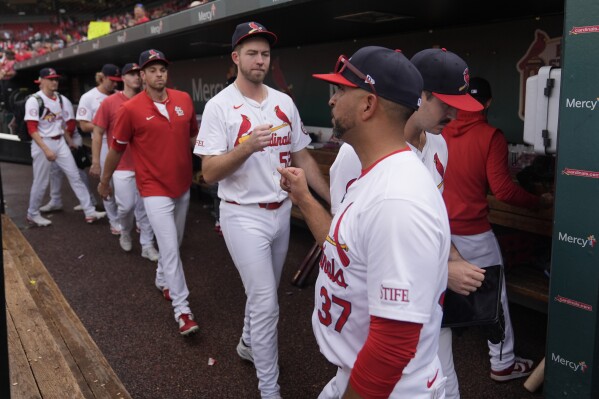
[65,120,76,135]
[26,120,39,135]
[350,316,422,398]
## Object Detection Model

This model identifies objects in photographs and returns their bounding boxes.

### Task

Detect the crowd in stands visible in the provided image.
[0,0,209,63]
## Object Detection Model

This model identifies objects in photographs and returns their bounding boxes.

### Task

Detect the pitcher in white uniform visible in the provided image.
[194,22,330,399]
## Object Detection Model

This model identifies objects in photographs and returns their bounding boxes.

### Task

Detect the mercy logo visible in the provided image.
[198,10,213,22]
[566,98,599,111]
[558,232,596,248]
[551,353,589,373]
[192,78,225,103]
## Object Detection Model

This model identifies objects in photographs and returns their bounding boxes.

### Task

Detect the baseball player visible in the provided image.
[25,67,106,226]
[98,49,199,336]
[282,46,450,398]
[40,64,121,217]
[91,62,159,261]
[285,48,486,399]
[194,22,330,399]
[79,64,122,234]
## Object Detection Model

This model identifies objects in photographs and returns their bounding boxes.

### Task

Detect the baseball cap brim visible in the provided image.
[234,31,277,48]
[108,76,123,82]
[34,74,61,83]
[433,92,484,112]
[312,73,358,88]
[140,59,169,69]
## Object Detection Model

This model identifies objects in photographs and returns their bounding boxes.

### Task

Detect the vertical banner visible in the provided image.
[545,0,599,397]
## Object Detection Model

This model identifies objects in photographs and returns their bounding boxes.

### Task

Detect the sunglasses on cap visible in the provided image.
[335,54,377,96]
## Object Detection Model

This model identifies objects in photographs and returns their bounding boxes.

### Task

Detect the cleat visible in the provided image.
[85,211,106,224]
[110,222,122,235]
[156,283,171,301]
[73,204,83,211]
[27,214,52,227]
[119,233,132,252]
[236,337,254,364]
[39,202,63,213]
[490,357,534,382]
[142,246,160,262]
[178,314,199,336]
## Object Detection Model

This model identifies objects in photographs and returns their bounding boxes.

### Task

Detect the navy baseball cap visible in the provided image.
[232,21,277,50]
[313,46,423,110]
[102,64,122,82]
[122,63,141,75]
[468,77,492,105]
[410,48,483,112]
[34,67,61,83]
[138,49,169,69]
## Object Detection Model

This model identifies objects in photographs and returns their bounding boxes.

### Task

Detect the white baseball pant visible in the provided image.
[28,137,96,218]
[46,131,97,207]
[113,170,154,247]
[219,199,292,399]
[438,327,459,399]
[100,139,119,227]
[143,190,191,320]
[451,231,515,371]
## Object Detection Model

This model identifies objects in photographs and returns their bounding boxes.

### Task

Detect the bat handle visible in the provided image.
[524,357,545,392]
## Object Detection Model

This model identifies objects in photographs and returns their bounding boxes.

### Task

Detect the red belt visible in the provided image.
[225,199,286,210]
[44,135,61,140]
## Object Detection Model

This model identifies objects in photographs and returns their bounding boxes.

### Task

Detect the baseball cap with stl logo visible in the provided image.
[410,48,483,112]
[102,64,122,82]
[138,49,169,69]
[231,21,278,50]
[34,67,61,83]
[312,46,423,110]
[122,63,141,75]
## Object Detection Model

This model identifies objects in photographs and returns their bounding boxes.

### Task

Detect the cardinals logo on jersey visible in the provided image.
[42,109,59,123]
[274,105,292,130]
[234,114,252,147]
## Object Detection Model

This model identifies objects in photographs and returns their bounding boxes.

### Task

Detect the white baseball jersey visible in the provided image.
[313,148,450,397]
[194,84,311,204]
[24,90,74,137]
[407,132,448,193]
[76,87,108,126]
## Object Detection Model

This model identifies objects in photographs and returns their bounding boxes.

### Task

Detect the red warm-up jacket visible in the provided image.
[442,111,540,235]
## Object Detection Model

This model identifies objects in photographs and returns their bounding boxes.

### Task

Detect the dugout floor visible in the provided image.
[1,161,547,399]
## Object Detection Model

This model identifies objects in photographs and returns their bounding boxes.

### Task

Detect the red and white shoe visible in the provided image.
[85,211,106,224]
[490,357,534,382]
[178,313,199,336]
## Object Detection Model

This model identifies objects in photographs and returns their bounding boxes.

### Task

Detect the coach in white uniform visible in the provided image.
[282,46,450,398]
[25,67,106,226]
[194,22,330,399]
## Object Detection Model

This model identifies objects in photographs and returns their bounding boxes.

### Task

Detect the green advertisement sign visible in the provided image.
[545,0,599,397]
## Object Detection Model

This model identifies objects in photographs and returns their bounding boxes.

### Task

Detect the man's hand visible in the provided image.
[97,181,112,200]
[244,124,273,153]
[44,148,57,161]
[447,259,486,296]
[278,166,312,206]
[89,162,101,178]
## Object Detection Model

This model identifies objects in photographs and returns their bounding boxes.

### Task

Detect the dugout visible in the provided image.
[7,0,599,397]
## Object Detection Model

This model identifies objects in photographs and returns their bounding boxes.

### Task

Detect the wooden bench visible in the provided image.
[2,214,131,398]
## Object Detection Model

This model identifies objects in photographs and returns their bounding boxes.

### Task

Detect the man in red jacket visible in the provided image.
[442,77,553,382]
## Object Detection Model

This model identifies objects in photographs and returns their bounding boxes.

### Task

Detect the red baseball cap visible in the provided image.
[34,67,61,83]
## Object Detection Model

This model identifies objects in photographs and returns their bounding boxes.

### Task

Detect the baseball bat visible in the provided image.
[523,357,545,392]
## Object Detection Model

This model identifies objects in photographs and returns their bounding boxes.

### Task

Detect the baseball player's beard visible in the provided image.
[331,115,354,140]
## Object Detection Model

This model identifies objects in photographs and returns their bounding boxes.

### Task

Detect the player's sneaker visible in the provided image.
[73,204,83,211]
[490,357,534,382]
[110,222,121,235]
[119,233,132,252]
[39,202,63,213]
[156,283,171,301]
[142,246,160,262]
[85,211,106,224]
[26,214,52,227]
[236,337,254,364]
[178,313,199,336]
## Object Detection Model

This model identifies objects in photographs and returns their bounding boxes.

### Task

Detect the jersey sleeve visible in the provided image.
[61,96,75,122]
[111,104,133,151]
[194,99,228,156]
[93,97,110,129]
[363,199,446,324]
[289,101,311,152]
[76,92,93,122]
[24,96,40,122]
